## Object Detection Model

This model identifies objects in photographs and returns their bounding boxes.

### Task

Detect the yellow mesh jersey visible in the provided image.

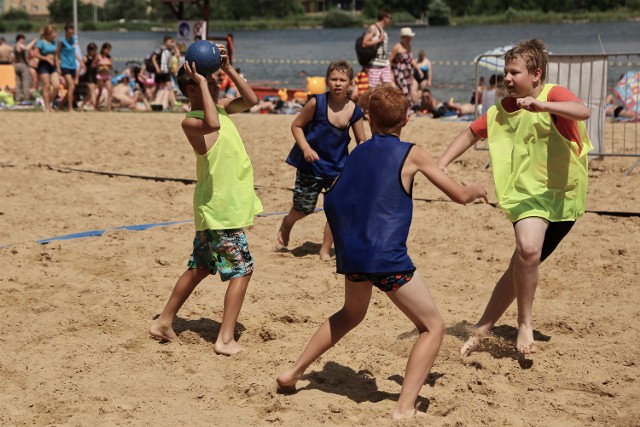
[486,84,593,222]
[187,108,263,230]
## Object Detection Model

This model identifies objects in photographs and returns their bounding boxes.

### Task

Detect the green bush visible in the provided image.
[16,20,33,32]
[2,8,30,21]
[390,11,417,24]
[0,21,6,33]
[81,21,97,31]
[428,0,451,25]
[322,8,362,28]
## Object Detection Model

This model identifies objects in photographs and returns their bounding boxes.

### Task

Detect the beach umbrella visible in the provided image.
[614,70,640,114]
[474,45,513,71]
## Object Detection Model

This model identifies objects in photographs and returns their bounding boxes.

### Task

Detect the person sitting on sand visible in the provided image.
[416,89,475,118]
[149,46,262,355]
[276,86,487,419]
[438,38,592,356]
[112,76,151,111]
[605,93,638,120]
[278,60,366,261]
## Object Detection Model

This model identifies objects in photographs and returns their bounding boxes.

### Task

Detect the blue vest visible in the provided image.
[324,134,415,275]
[286,92,363,179]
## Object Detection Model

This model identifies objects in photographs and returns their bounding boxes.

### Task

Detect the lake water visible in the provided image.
[4,20,639,101]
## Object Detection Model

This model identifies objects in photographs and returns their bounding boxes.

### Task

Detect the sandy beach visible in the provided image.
[0,111,639,426]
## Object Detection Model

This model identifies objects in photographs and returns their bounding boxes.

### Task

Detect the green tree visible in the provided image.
[428,0,451,25]
[103,0,148,20]
[48,0,93,22]
[1,8,30,20]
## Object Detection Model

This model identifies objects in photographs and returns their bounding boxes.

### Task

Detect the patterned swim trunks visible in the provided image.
[188,229,254,282]
[293,170,335,215]
[346,271,415,292]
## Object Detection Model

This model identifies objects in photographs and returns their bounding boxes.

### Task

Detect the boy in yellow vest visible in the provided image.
[149,46,262,356]
[438,38,593,356]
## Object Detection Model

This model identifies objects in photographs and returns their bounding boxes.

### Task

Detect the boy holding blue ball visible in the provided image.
[149,45,262,356]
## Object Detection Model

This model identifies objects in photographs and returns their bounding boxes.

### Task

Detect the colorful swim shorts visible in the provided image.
[188,229,254,282]
[346,271,415,292]
[293,170,335,215]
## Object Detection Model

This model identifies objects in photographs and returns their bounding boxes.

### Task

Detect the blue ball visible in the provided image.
[185,40,221,76]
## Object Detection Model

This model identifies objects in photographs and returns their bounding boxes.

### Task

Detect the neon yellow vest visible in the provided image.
[486,84,593,222]
[188,108,263,230]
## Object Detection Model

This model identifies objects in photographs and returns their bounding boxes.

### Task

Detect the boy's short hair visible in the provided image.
[505,38,548,81]
[163,35,173,43]
[369,87,409,134]
[177,65,194,96]
[326,60,354,81]
[16,34,25,42]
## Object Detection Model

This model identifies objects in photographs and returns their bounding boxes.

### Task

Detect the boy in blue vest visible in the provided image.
[277,86,487,419]
[149,46,263,356]
[437,39,592,356]
[277,60,366,260]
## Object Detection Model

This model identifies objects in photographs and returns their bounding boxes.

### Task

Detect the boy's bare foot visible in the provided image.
[319,251,332,261]
[276,369,300,393]
[516,324,538,355]
[149,320,178,343]
[392,405,423,419]
[277,217,291,247]
[214,339,243,356]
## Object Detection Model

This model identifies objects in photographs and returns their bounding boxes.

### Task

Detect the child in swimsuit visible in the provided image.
[93,42,113,111]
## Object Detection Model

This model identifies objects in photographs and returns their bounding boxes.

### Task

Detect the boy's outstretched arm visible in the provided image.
[218,46,259,114]
[291,97,319,162]
[406,145,487,205]
[516,97,590,121]
[437,127,480,173]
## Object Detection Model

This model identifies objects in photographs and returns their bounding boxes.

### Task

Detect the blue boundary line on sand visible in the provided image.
[0,208,323,248]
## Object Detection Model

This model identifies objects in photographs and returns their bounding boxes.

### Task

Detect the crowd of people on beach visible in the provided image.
[0,25,200,112]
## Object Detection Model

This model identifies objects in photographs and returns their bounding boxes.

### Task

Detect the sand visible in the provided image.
[0,111,639,426]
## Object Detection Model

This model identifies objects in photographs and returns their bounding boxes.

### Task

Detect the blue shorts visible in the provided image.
[293,170,335,215]
[346,271,415,292]
[188,229,254,282]
[37,60,56,75]
[61,68,76,78]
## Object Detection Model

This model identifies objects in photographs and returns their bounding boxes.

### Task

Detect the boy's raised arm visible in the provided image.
[218,46,259,114]
[181,61,220,138]
[437,127,480,173]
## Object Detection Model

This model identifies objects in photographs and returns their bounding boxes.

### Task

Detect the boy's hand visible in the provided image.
[302,147,319,163]
[217,44,230,70]
[462,181,488,203]
[516,96,545,113]
[184,61,207,85]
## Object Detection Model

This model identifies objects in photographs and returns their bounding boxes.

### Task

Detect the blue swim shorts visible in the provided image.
[188,229,254,282]
[346,271,415,292]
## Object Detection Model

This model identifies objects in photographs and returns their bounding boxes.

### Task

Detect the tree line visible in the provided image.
[2,0,637,25]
